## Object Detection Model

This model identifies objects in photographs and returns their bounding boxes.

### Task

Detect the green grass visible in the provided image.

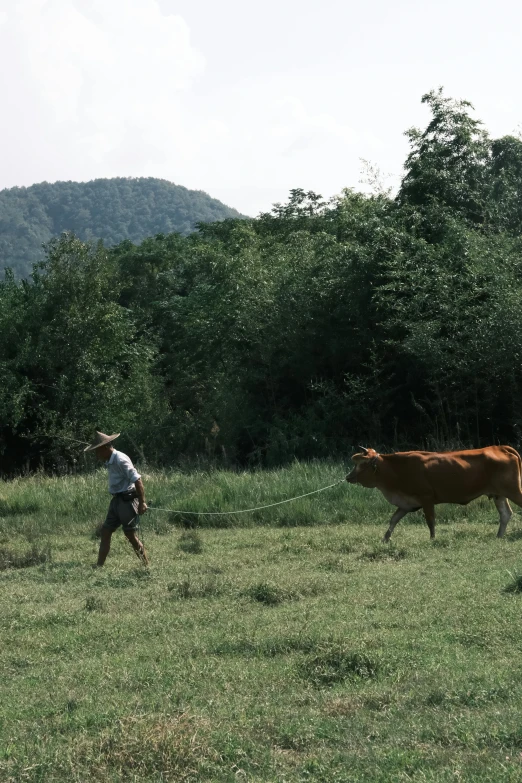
[2,462,522,781]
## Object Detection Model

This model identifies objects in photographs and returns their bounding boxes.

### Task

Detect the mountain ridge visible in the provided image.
[0,176,247,277]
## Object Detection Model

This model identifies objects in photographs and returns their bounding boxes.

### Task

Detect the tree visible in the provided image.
[487,135,522,235]
[0,234,162,471]
[397,88,490,228]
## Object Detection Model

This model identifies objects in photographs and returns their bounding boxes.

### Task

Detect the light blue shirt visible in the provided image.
[105,449,141,495]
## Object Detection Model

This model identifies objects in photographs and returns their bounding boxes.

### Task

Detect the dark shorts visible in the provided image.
[103,494,139,532]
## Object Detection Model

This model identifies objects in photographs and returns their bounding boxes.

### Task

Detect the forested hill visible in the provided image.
[0,177,245,278]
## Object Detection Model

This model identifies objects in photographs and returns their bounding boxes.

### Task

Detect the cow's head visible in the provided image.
[346,446,380,487]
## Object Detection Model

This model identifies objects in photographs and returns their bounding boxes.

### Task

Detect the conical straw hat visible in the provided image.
[84,431,120,452]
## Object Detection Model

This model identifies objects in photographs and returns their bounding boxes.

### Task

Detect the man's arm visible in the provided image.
[135,478,147,515]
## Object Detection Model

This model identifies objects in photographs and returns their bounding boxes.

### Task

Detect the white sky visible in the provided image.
[0,0,521,216]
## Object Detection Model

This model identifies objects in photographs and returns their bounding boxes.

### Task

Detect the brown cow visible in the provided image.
[346,445,522,541]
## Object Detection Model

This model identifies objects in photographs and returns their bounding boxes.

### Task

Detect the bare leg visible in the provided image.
[383,508,408,543]
[494,496,512,538]
[124,529,149,565]
[97,528,112,567]
[422,503,436,539]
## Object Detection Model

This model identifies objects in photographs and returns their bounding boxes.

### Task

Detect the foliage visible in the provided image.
[3,90,522,472]
[0,234,162,468]
[0,176,245,278]
[397,88,490,226]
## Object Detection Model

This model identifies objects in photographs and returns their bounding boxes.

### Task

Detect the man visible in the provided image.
[85,431,148,567]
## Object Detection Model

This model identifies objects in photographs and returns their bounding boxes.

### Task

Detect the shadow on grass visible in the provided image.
[358,545,407,562]
[242,581,292,605]
[241,579,323,605]
[177,530,203,554]
[299,644,380,687]
[505,528,522,542]
[211,635,320,658]
[275,512,318,527]
[91,522,103,540]
[425,684,509,707]
[503,569,522,593]
[0,544,51,571]
[318,556,352,573]
[0,500,40,517]
[93,572,144,589]
[167,575,223,599]
[85,595,105,612]
[431,538,451,549]
[170,513,233,530]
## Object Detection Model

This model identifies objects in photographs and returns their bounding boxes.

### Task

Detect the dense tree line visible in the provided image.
[0,177,244,279]
[2,90,522,474]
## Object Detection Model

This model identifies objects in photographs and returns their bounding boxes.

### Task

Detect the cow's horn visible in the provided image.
[358,445,369,454]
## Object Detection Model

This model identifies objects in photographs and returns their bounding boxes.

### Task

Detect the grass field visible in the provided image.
[2,461,522,781]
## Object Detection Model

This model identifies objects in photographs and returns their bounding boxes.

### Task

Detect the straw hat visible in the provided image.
[84,431,120,452]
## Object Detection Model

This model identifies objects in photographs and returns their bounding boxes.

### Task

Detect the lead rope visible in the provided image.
[146,478,345,517]
[135,513,147,565]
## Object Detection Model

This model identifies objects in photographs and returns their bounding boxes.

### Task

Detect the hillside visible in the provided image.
[0,177,246,277]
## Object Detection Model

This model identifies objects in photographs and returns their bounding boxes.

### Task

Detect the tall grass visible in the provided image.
[0,459,499,536]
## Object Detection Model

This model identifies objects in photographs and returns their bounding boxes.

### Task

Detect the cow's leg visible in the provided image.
[383,508,408,543]
[422,502,436,539]
[494,496,512,538]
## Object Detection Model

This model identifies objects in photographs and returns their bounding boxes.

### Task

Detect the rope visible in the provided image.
[135,513,148,565]
[146,478,345,516]
[136,513,144,547]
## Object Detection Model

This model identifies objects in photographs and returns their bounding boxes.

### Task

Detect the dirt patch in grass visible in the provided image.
[67,713,216,781]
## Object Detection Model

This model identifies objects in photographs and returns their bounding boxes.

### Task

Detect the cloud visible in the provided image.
[0,0,205,183]
[185,89,359,212]
[269,97,357,154]
[0,0,361,215]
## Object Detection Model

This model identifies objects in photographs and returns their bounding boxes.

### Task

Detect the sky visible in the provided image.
[0,0,521,216]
